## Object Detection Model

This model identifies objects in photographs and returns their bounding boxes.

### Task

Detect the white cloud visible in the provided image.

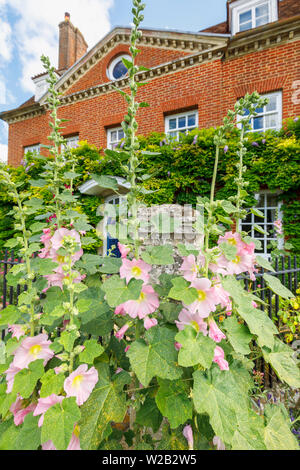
[0,144,8,163]
[1,0,114,92]
[0,18,12,62]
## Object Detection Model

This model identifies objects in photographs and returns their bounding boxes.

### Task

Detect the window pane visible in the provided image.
[110,131,117,142]
[253,116,264,130]
[240,10,252,24]
[188,114,196,127]
[256,15,269,27]
[240,21,252,32]
[169,131,177,138]
[265,114,278,129]
[255,106,264,114]
[169,119,176,130]
[178,116,186,128]
[266,95,277,112]
[118,130,125,140]
[256,4,269,17]
[113,61,128,80]
[266,194,278,206]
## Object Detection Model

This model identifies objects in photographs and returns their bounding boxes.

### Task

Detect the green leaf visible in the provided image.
[193,365,251,445]
[15,414,41,450]
[127,326,182,386]
[0,305,21,328]
[41,397,81,450]
[168,277,198,305]
[264,405,299,450]
[221,200,237,214]
[13,360,44,399]
[177,244,199,257]
[79,340,104,364]
[255,255,275,273]
[155,379,193,429]
[31,258,59,275]
[98,257,122,274]
[4,239,19,249]
[79,373,127,450]
[136,397,163,433]
[0,418,19,450]
[102,276,143,308]
[91,174,119,191]
[250,208,265,218]
[40,370,65,398]
[223,316,252,355]
[141,245,174,265]
[175,326,216,368]
[219,242,238,261]
[78,288,114,337]
[263,273,294,299]
[262,338,300,388]
[253,224,269,235]
[59,330,79,353]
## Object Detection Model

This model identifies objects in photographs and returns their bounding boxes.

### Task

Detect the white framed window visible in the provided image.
[63,135,79,150]
[24,144,40,155]
[165,111,198,140]
[107,127,125,149]
[240,191,283,257]
[107,54,131,81]
[230,0,278,35]
[238,91,282,132]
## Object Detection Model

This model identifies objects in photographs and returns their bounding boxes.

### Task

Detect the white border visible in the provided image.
[230,0,278,35]
[165,110,199,139]
[107,54,131,81]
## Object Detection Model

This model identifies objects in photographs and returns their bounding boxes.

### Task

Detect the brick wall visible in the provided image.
[7,40,300,166]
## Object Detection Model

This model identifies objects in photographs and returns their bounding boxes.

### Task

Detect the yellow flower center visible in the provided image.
[29,344,42,357]
[228,238,237,246]
[232,255,241,264]
[72,375,83,388]
[191,321,200,332]
[57,255,66,264]
[73,425,80,438]
[139,292,146,302]
[197,290,207,302]
[132,266,142,277]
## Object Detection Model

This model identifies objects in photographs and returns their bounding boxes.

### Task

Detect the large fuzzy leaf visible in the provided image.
[175,326,216,368]
[155,378,193,429]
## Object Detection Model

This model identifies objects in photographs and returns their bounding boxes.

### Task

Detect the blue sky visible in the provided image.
[0,0,228,161]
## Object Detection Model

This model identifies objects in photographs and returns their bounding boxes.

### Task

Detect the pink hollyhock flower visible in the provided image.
[118,242,130,258]
[218,231,244,251]
[120,285,159,319]
[67,425,81,450]
[64,365,98,406]
[213,436,226,450]
[175,342,182,351]
[42,440,57,451]
[274,219,283,236]
[116,368,124,374]
[120,258,151,284]
[124,346,131,353]
[114,305,126,316]
[39,229,52,259]
[10,397,36,426]
[115,324,130,341]
[13,333,54,369]
[183,424,194,450]
[217,251,256,279]
[180,255,198,282]
[186,278,219,318]
[175,308,208,336]
[33,394,64,427]
[212,282,232,312]
[213,346,229,371]
[209,320,226,343]
[8,324,27,341]
[5,363,22,393]
[252,301,258,309]
[144,317,158,330]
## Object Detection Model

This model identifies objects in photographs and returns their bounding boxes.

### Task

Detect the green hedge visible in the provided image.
[0,117,299,253]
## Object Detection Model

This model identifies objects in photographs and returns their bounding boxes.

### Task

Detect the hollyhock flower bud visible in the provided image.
[120,258,151,284]
[208,320,226,343]
[183,425,194,450]
[64,365,98,406]
[213,436,226,450]
[8,324,27,341]
[13,333,54,369]
[124,346,131,353]
[120,285,159,319]
[10,398,36,426]
[175,342,182,351]
[33,394,64,427]
[213,346,229,371]
[115,324,130,341]
[143,317,158,330]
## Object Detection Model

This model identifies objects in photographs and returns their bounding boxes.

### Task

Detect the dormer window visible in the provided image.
[230,0,278,35]
[32,72,59,102]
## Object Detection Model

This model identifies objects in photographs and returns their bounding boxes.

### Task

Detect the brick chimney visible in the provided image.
[58,13,88,72]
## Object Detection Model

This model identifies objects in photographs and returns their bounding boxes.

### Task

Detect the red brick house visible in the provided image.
[1,0,299,167]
